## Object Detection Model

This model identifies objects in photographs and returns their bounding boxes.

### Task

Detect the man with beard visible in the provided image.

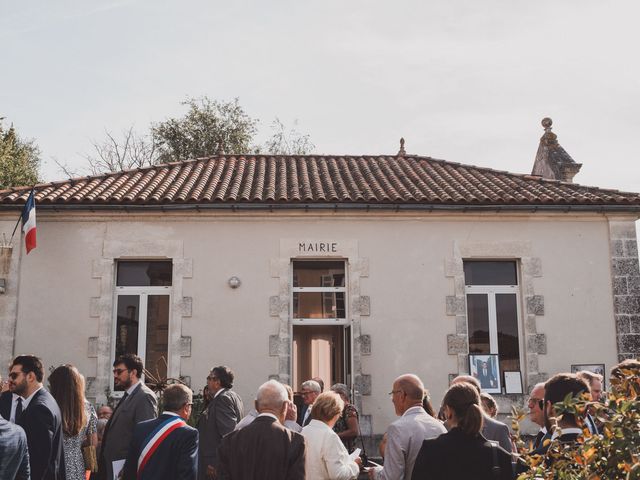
[9,354,66,479]
[98,354,157,480]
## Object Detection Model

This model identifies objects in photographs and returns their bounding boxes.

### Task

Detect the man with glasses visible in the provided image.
[122,384,198,480]
[369,374,446,480]
[527,382,547,450]
[198,366,243,480]
[7,355,66,479]
[99,354,157,480]
[297,379,321,427]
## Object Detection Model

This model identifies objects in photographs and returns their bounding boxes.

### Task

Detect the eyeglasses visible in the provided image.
[388,390,403,396]
[8,372,21,380]
[113,368,129,375]
[206,376,218,381]
[300,391,314,396]
[528,397,544,409]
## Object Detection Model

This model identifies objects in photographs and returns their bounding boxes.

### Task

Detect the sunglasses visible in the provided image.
[8,372,21,380]
[113,368,129,375]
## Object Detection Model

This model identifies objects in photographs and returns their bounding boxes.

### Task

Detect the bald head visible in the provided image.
[452,375,481,395]
[256,380,288,412]
[395,374,425,401]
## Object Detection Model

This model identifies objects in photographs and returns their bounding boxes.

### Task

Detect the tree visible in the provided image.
[0,119,40,189]
[152,97,258,162]
[261,118,315,155]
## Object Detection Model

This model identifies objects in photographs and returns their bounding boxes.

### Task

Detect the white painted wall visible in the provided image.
[0,211,624,433]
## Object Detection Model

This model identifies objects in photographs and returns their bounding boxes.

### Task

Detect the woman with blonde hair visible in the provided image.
[412,383,514,480]
[49,364,98,480]
[301,391,361,479]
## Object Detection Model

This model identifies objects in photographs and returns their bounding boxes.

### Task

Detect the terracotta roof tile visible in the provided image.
[1,154,639,208]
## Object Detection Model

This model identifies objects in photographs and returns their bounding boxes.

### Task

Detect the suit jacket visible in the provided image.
[374,406,447,480]
[99,382,158,480]
[122,413,198,480]
[0,417,30,480]
[217,415,305,480]
[411,427,514,480]
[197,388,243,480]
[482,415,513,453]
[0,390,12,420]
[17,388,66,480]
[477,369,497,389]
[296,404,309,426]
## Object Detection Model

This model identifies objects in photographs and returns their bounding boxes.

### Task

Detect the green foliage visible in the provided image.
[0,119,40,189]
[152,97,258,162]
[513,364,640,479]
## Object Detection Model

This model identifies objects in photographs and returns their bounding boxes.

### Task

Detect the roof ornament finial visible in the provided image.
[397,137,406,157]
[540,117,557,146]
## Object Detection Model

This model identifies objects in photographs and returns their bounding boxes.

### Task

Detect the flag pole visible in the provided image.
[9,187,35,244]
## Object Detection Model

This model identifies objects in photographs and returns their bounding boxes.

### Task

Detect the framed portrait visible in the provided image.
[571,363,606,390]
[469,354,501,394]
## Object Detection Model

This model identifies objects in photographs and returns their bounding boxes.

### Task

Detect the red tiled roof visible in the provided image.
[1,155,639,208]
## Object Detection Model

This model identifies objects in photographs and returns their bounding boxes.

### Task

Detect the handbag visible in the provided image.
[82,445,98,472]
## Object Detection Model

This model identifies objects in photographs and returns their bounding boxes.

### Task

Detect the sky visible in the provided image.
[1,0,639,194]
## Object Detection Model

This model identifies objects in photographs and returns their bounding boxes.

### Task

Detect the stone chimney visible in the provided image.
[531,118,582,183]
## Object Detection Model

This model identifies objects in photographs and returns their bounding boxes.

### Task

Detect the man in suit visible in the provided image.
[198,365,243,480]
[9,355,66,480]
[217,380,305,480]
[533,373,590,459]
[576,370,602,434]
[370,374,447,480]
[296,379,321,427]
[122,383,198,480]
[527,382,549,450]
[451,375,513,453]
[0,373,30,480]
[99,354,158,480]
[476,361,497,389]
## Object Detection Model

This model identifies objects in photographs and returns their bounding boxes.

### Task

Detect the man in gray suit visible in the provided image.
[98,354,158,480]
[370,374,446,480]
[197,366,243,480]
[451,375,512,453]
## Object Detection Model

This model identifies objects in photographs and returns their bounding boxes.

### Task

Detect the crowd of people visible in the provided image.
[0,352,636,480]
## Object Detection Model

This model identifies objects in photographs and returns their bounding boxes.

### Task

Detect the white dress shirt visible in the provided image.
[11,386,43,422]
[302,419,359,480]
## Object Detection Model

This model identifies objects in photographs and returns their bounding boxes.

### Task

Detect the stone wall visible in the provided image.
[609,219,640,360]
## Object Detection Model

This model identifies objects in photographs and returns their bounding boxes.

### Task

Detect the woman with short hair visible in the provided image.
[412,383,514,480]
[302,391,361,479]
[49,364,98,480]
[330,383,360,452]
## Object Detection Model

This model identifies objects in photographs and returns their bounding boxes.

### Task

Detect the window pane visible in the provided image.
[464,261,517,286]
[145,295,169,385]
[117,261,172,287]
[467,294,490,354]
[115,295,140,391]
[293,261,345,288]
[496,293,520,372]
[293,292,346,319]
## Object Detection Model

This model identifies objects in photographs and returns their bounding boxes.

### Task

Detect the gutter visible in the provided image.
[1,203,640,213]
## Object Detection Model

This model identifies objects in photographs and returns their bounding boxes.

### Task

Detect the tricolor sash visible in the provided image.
[137,416,187,476]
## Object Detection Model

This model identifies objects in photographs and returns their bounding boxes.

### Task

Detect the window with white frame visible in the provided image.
[292,260,346,323]
[113,260,172,391]
[464,261,521,379]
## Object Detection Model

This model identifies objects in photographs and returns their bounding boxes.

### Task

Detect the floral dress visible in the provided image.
[332,402,359,452]
[63,401,98,480]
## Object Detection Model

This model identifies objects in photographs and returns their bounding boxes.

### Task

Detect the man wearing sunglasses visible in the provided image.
[98,354,157,480]
[527,382,547,450]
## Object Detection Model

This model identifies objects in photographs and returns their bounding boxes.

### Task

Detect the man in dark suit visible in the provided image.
[197,365,243,480]
[99,354,157,480]
[217,380,305,480]
[0,373,30,480]
[122,383,198,480]
[9,354,66,480]
[476,361,497,389]
[296,379,321,427]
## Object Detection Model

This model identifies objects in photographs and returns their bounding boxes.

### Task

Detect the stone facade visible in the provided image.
[609,219,640,360]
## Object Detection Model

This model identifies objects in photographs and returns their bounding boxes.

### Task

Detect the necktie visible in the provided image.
[533,430,545,450]
[15,397,23,424]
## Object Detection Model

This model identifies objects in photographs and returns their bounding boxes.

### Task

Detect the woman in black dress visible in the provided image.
[412,383,514,480]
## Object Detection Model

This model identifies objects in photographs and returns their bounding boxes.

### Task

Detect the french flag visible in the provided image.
[21,190,36,254]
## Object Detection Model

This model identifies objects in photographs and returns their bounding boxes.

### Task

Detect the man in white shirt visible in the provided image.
[370,374,446,480]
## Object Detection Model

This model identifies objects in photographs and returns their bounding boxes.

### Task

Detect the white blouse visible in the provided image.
[302,419,360,480]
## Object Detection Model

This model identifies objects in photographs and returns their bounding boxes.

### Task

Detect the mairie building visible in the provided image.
[1,119,639,440]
